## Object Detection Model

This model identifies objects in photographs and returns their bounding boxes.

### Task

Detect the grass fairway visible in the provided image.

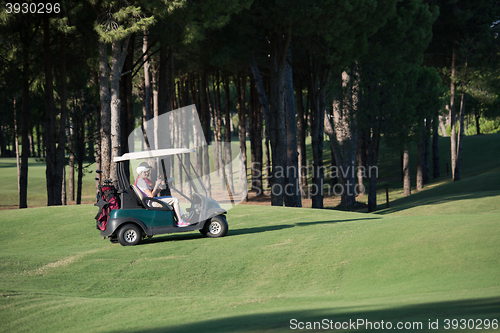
[1,133,499,332]
[1,202,499,332]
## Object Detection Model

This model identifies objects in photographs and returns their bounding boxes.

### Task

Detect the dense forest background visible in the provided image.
[1,0,499,211]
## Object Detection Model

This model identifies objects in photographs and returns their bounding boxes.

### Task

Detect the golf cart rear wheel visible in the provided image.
[117,223,142,246]
[202,215,228,238]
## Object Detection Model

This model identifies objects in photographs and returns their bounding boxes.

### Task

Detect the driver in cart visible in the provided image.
[135,162,191,227]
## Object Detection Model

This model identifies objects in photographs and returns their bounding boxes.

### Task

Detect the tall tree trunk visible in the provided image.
[454,82,466,181]
[306,88,312,134]
[236,75,248,201]
[152,64,159,150]
[295,76,307,190]
[77,158,83,204]
[284,45,300,207]
[169,50,175,111]
[158,42,172,182]
[99,41,111,181]
[364,122,380,212]
[34,122,41,158]
[424,118,431,184]
[330,143,338,187]
[43,16,58,206]
[20,41,30,209]
[13,97,21,204]
[76,114,84,206]
[68,119,75,202]
[181,85,191,198]
[110,37,130,182]
[68,110,75,202]
[201,72,211,197]
[403,147,411,197]
[213,73,222,181]
[310,63,328,209]
[76,93,86,204]
[254,100,263,195]
[449,46,457,180]
[120,33,134,184]
[0,118,6,158]
[438,114,448,137]
[249,56,272,192]
[249,78,263,196]
[249,56,271,140]
[432,111,440,179]
[159,41,170,116]
[190,75,202,176]
[356,132,365,195]
[142,31,152,143]
[94,107,101,196]
[367,128,380,212]
[417,127,424,191]
[28,129,33,157]
[475,109,481,135]
[223,78,234,197]
[267,29,291,206]
[331,70,357,207]
[88,74,97,163]
[62,166,67,205]
[58,33,68,205]
[264,127,271,191]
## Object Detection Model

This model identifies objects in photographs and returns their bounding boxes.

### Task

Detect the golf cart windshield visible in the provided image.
[114,105,247,220]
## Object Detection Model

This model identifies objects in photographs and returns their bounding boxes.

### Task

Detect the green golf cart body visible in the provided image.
[99,148,228,246]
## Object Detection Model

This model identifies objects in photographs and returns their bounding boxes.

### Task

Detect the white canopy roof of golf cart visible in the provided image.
[113,148,195,162]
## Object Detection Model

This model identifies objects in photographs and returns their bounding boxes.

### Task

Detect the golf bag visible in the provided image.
[94,184,120,231]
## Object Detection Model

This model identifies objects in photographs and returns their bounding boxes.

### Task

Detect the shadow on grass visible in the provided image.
[295,218,380,227]
[0,162,20,168]
[116,297,500,333]
[375,169,500,215]
[140,217,381,245]
[377,190,500,215]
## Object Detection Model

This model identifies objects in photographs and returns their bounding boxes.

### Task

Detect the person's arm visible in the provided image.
[143,188,154,197]
[147,180,164,197]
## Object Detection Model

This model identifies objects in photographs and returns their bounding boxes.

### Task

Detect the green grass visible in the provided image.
[369,133,500,215]
[1,202,499,332]
[0,158,97,208]
[1,133,499,332]
[339,132,500,213]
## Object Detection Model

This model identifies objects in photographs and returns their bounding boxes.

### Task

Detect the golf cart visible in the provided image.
[95,148,229,246]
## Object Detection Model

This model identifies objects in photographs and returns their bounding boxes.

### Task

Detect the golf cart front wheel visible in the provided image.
[117,223,142,246]
[202,215,228,238]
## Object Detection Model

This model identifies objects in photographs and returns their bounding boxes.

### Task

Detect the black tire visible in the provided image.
[117,224,142,246]
[201,215,228,238]
[109,236,119,244]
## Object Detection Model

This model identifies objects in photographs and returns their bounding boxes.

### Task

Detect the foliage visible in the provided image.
[466,117,500,135]
[357,0,440,140]
[93,3,155,42]
[0,0,499,209]
[379,66,443,150]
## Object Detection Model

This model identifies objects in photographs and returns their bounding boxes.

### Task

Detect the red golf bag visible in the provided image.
[94,185,120,231]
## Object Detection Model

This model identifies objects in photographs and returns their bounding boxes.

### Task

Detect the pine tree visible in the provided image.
[94,2,155,182]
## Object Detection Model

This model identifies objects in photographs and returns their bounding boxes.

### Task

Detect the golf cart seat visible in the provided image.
[130,185,172,211]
